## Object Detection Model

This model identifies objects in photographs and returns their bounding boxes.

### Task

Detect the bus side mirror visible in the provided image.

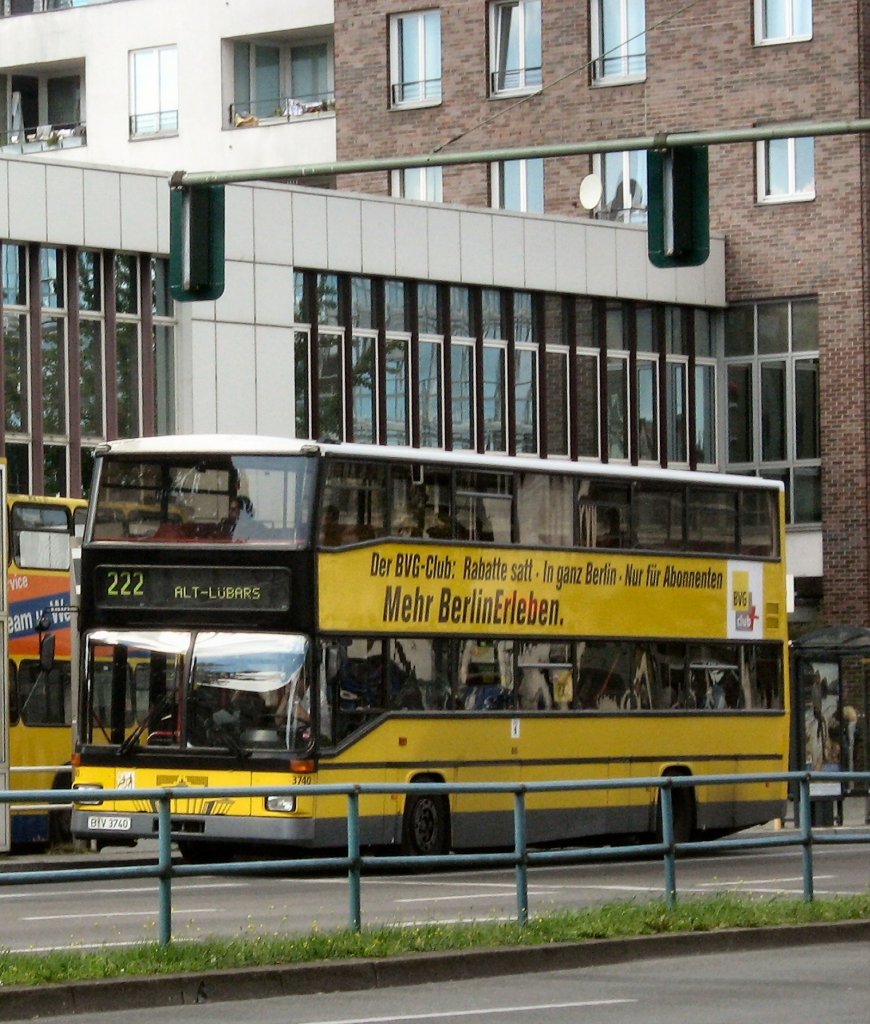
[39,632,56,672]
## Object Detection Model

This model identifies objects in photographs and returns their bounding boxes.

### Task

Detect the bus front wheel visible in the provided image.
[402,789,450,857]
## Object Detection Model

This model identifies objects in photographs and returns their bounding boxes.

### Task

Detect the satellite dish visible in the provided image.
[578,174,603,211]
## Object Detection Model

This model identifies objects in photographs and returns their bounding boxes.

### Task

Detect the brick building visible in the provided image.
[1,0,867,631]
[331,0,869,627]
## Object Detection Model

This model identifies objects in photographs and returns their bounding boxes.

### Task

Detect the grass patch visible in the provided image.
[0,892,867,989]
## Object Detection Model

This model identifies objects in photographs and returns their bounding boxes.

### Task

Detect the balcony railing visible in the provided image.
[129,109,178,138]
[1,0,121,15]
[390,78,442,106]
[229,91,335,127]
[490,65,543,94]
[0,120,86,153]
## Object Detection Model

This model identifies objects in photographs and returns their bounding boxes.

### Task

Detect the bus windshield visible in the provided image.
[83,630,314,755]
[89,454,317,544]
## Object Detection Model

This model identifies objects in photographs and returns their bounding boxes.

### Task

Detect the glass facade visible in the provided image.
[292,269,721,469]
[0,242,174,498]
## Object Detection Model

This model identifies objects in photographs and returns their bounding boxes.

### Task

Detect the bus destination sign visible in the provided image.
[93,565,291,612]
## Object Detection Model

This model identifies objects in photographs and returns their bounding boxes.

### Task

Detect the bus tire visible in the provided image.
[49,771,73,847]
[656,781,695,845]
[402,787,450,858]
[177,840,233,864]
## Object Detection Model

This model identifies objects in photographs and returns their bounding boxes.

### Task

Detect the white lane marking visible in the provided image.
[298,999,635,1024]
[396,889,556,904]
[699,875,834,886]
[22,908,218,921]
[0,882,244,900]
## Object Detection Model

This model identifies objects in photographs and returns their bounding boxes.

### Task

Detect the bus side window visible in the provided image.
[320,460,387,547]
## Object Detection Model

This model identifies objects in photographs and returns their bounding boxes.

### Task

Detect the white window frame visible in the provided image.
[693,358,718,467]
[351,329,379,445]
[596,150,647,222]
[390,10,442,108]
[317,327,346,442]
[514,341,539,455]
[591,0,646,84]
[391,166,443,202]
[483,339,509,453]
[636,354,659,464]
[129,45,178,138]
[418,334,445,449]
[490,0,543,96]
[229,38,334,126]
[385,333,412,446]
[450,335,476,451]
[754,0,812,45]
[575,347,600,460]
[491,158,544,212]
[756,137,815,204]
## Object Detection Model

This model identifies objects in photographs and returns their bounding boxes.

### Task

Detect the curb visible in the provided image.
[0,920,866,1020]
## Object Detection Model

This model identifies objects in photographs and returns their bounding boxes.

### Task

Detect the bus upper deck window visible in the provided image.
[740,489,777,557]
[320,460,386,547]
[577,481,630,549]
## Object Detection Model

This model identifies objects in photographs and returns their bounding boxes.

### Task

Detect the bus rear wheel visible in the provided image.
[656,782,695,845]
[402,790,450,857]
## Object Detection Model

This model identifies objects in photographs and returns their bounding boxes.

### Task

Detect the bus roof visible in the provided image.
[95,435,783,492]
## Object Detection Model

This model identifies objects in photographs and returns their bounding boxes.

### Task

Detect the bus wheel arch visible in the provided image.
[401,773,451,857]
[656,768,695,845]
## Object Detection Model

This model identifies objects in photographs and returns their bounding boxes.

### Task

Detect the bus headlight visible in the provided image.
[73,784,104,806]
[265,795,296,813]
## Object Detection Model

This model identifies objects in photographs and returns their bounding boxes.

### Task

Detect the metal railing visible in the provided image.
[1,770,867,946]
[2,0,120,15]
[229,93,335,125]
[0,122,86,153]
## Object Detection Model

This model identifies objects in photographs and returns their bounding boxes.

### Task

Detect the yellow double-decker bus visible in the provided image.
[71,436,789,862]
[7,494,87,845]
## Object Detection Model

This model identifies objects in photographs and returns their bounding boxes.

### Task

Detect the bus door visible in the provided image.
[321,638,391,844]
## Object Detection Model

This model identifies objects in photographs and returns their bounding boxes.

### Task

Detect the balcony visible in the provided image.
[229,91,334,129]
[1,0,120,15]
[0,119,86,153]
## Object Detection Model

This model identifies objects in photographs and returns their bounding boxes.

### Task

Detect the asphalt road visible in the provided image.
[0,842,867,952]
[2,938,867,1024]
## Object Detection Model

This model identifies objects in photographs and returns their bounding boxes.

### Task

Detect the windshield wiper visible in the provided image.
[209,722,251,759]
[117,693,175,756]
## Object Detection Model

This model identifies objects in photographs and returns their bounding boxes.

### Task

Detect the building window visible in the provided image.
[1,70,86,152]
[513,292,538,455]
[755,0,812,44]
[230,38,333,124]
[129,45,178,137]
[757,137,815,203]
[592,0,646,82]
[0,243,169,497]
[694,310,718,467]
[725,298,820,524]
[492,158,544,212]
[233,42,280,120]
[392,166,443,202]
[390,10,442,107]
[597,150,647,222]
[635,308,658,463]
[490,0,542,94]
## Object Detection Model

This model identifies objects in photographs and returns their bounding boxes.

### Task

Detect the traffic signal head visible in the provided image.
[647,146,709,268]
[169,183,225,301]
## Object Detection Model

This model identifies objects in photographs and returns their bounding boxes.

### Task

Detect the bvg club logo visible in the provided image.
[731,569,759,632]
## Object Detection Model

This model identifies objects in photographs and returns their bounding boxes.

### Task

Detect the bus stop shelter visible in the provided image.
[790,626,870,825]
